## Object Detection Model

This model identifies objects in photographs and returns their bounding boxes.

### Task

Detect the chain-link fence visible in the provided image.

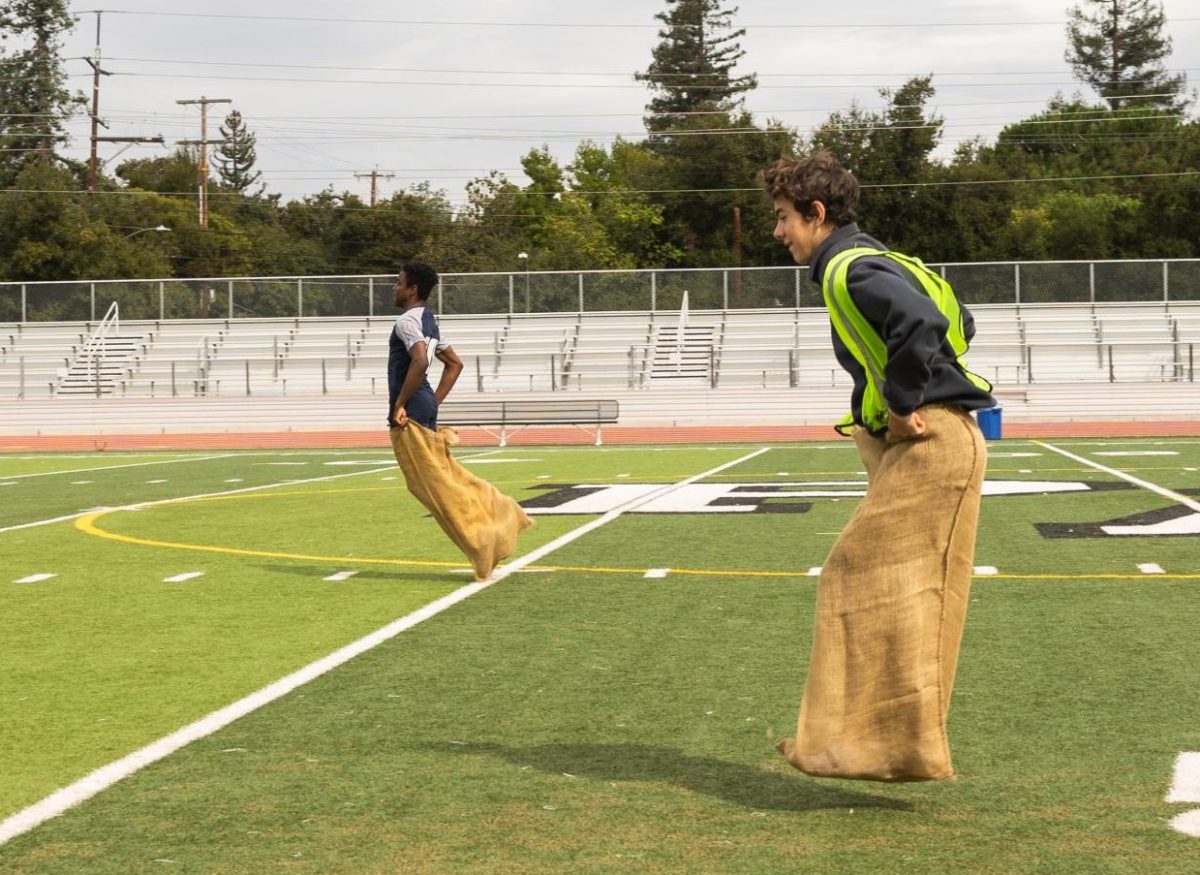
[3,260,1199,322]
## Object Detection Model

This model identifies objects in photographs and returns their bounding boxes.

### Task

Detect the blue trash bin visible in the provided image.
[977,406,1002,440]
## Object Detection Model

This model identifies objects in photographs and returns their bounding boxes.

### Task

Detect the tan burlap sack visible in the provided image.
[390,424,533,581]
[778,405,987,781]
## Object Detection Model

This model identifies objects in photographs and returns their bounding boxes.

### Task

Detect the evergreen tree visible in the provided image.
[1066,0,1189,111]
[0,0,83,185]
[635,0,757,145]
[214,109,263,195]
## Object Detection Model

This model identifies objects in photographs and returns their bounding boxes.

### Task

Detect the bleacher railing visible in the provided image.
[3,259,1200,323]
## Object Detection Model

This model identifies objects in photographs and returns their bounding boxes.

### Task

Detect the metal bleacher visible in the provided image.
[1,302,1197,407]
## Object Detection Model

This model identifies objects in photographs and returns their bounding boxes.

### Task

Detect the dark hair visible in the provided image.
[400,261,439,300]
[760,150,859,227]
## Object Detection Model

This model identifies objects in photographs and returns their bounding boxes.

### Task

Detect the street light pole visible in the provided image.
[122,225,171,240]
[517,251,530,313]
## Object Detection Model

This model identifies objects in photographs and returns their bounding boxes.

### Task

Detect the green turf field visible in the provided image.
[1,439,1198,873]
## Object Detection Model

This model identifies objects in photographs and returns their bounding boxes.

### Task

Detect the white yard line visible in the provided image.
[0,446,769,846]
[14,573,56,585]
[163,572,205,584]
[1036,441,1200,514]
[0,454,237,481]
[0,466,400,536]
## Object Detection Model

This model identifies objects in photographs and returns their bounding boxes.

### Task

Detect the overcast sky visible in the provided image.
[56,1,1200,206]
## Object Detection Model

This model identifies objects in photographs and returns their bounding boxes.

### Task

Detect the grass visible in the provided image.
[1,439,1198,873]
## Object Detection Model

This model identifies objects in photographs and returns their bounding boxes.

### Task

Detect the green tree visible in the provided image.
[1066,0,1189,111]
[214,109,263,195]
[636,0,756,147]
[810,76,947,255]
[0,0,83,185]
[0,162,174,286]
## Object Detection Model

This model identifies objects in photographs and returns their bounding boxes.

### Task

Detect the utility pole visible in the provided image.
[86,12,164,192]
[732,205,742,305]
[354,167,395,207]
[177,96,232,228]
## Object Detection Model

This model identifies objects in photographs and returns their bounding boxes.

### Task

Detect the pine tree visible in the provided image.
[1065,0,1189,111]
[635,0,757,143]
[214,109,263,195]
[0,0,83,185]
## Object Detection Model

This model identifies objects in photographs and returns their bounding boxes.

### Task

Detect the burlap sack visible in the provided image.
[778,405,987,781]
[390,424,533,581]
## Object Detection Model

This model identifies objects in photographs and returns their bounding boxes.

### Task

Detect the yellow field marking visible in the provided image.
[72,475,1200,582]
[73,510,1200,581]
[74,510,463,571]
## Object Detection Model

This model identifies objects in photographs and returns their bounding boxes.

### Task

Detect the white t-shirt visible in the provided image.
[393,306,448,358]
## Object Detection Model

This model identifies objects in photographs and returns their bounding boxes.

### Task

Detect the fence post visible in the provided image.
[1163,260,1169,303]
[550,353,557,391]
[650,271,657,312]
[171,361,177,397]
[436,281,443,315]
[297,278,303,317]
[159,281,165,320]
[722,270,729,309]
[508,274,514,314]
[578,273,584,313]
[90,283,96,321]
[228,280,234,318]
[1089,262,1095,305]
[321,359,327,394]
[21,283,26,322]
[368,277,374,317]
[795,269,801,309]
[1108,345,1114,382]
[1014,263,1021,306]
[245,359,251,396]
[475,355,482,392]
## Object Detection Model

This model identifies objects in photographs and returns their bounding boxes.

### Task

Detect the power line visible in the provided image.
[4,170,1199,202]
[90,55,1200,80]
[75,9,1200,29]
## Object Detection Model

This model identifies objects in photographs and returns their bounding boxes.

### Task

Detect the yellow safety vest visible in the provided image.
[822,246,992,435]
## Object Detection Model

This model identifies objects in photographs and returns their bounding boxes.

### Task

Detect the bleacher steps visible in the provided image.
[56,333,144,396]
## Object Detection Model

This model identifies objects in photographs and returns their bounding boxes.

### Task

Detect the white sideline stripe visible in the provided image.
[323,571,359,582]
[1036,442,1200,514]
[0,465,399,536]
[0,445,769,846]
[1138,563,1165,575]
[1093,451,1179,457]
[1167,752,1200,803]
[0,454,236,481]
[163,572,205,584]
[807,567,822,577]
[974,566,999,575]
[14,573,56,584]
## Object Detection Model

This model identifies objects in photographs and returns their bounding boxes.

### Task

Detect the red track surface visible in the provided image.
[2,420,1199,452]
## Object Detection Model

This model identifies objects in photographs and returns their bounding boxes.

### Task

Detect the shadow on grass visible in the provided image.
[419,741,913,812]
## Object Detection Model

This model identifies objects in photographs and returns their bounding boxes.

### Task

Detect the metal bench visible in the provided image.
[438,398,619,446]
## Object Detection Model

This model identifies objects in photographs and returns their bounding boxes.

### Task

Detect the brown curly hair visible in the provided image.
[760,151,859,227]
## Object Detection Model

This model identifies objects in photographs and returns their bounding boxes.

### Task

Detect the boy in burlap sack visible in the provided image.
[387,262,532,581]
[762,153,995,781]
